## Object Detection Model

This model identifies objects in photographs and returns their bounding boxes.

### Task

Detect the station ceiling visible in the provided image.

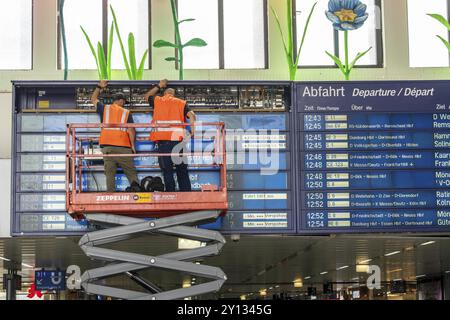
[1,234,449,298]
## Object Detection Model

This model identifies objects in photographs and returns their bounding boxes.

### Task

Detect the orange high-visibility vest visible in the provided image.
[150,94,186,142]
[99,104,132,148]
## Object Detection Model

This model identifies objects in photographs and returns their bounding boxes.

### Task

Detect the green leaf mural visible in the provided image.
[110,5,149,80]
[80,23,114,80]
[153,0,208,80]
[58,0,68,80]
[80,26,101,79]
[107,22,114,79]
[428,13,450,55]
[153,40,177,48]
[183,38,207,48]
[271,0,317,80]
[428,13,450,31]
[97,42,108,80]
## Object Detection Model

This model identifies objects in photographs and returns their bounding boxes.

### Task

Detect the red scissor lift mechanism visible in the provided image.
[66,122,228,300]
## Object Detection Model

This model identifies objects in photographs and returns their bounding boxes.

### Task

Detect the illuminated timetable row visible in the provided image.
[301,131,450,151]
[303,209,450,229]
[302,151,450,170]
[302,190,450,209]
[301,170,450,190]
[303,113,450,131]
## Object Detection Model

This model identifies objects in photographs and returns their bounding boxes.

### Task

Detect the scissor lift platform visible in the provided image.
[68,190,228,219]
[66,122,228,300]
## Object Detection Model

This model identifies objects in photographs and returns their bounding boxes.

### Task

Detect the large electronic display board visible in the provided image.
[11,81,294,236]
[14,80,450,236]
[296,81,450,233]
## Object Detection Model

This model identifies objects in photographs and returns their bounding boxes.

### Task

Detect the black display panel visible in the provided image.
[296,81,450,233]
[15,80,450,236]
[11,81,294,236]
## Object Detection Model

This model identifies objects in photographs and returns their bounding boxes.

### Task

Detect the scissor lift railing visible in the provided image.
[66,122,228,300]
[66,122,228,219]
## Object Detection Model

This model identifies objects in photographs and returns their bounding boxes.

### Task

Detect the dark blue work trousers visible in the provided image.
[156,140,192,192]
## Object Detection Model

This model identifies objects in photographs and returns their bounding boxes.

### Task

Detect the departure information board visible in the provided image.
[13,80,450,236]
[296,81,450,233]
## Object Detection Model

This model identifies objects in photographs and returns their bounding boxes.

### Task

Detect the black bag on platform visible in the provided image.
[141,176,165,192]
[125,181,142,192]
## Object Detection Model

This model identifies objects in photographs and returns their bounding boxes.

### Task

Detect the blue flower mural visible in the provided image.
[325,0,372,80]
[326,0,369,31]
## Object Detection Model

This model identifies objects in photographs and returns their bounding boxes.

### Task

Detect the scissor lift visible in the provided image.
[66,122,228,300]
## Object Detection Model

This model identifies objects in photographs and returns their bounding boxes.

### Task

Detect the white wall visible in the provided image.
[0,159,11,237]
[0,93,12,237]
[0,93,12,159]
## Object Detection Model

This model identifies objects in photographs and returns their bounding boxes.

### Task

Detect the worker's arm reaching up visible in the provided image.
[92,80,108,105]
[187,110,197,137]
[128,127,136,154]
[144,79,168,101]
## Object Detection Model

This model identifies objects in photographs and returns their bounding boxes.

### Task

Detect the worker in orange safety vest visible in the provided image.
[144,79,196,192]
[91,80,140,192]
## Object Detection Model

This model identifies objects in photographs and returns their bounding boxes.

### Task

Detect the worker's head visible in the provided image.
[164,88,176,96]
[112,93,128,107]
